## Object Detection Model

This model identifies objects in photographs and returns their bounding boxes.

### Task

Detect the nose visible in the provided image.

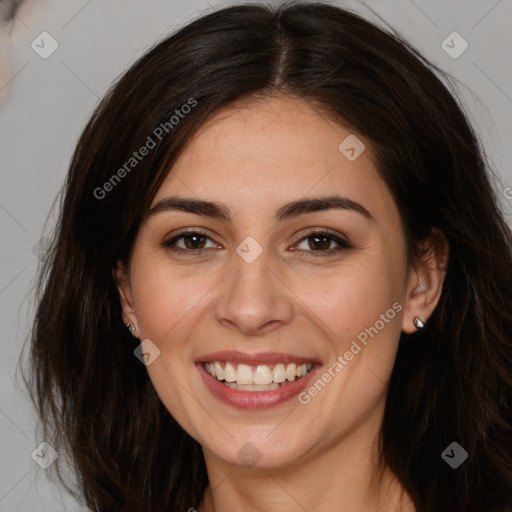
[214,246,294,336]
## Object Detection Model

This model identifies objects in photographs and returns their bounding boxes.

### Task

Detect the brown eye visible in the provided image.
[294,230,352,257]
[181,233,208,250]
[163,230,217,253]
[305,234,333,251]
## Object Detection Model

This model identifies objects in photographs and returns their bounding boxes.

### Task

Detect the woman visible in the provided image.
[21,2,512,511]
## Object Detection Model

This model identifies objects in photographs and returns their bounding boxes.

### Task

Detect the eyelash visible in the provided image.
[162,228,352,258]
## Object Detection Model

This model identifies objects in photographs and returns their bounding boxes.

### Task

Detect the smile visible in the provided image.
[204,361,314,391]
[196,351,321,409]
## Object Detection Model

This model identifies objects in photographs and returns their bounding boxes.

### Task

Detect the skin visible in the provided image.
[115,95,448,511]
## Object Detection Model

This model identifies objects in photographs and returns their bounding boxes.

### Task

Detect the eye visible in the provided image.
[293,229,352,257]
[162,228,352,257]
[163,230,218,254]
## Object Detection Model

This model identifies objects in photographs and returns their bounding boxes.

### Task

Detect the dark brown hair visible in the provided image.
[19,2,512,511]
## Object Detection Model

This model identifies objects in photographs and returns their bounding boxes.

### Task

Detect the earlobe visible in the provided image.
[401,229,449,334]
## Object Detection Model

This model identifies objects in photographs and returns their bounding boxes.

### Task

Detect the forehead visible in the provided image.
[152,95,396,223]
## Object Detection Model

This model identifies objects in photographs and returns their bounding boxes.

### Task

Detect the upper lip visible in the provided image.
[196,351,321,366]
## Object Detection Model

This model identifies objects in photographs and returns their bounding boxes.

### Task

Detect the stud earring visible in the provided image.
[126,321,136,334]
[413,316,425,330]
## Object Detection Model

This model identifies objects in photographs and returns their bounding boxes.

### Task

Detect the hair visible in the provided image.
[19,2,512,511]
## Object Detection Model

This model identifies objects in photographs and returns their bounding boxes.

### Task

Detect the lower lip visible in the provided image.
[196,362,321,409]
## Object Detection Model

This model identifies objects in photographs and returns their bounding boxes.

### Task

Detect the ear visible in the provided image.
[401,228,449,333]
[113,259,138,331]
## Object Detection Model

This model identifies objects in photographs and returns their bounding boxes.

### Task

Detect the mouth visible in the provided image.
[196,351,321,409]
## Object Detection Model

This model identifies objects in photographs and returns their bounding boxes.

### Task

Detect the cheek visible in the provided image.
[130,254,217,340]
[300,264,403,424]
[128,254,211,436]
[296,252,404,353]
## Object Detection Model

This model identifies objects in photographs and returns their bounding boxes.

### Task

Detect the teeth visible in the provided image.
[225,382,280,391]
[253,365,273,385]
[214,361,224,381]
[204,361,313,386]
[205,362,213,376]
[286,363,296,381]
[236,364,254,385]
[272,363,286,383]
[224,362,236,382]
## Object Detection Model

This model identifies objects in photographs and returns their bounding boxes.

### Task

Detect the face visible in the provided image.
[115,95,438,470]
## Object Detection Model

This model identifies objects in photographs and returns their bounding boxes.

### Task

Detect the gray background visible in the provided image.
[0,0,511,510]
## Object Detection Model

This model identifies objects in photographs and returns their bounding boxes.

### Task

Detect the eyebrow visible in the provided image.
[147,194,374,223]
